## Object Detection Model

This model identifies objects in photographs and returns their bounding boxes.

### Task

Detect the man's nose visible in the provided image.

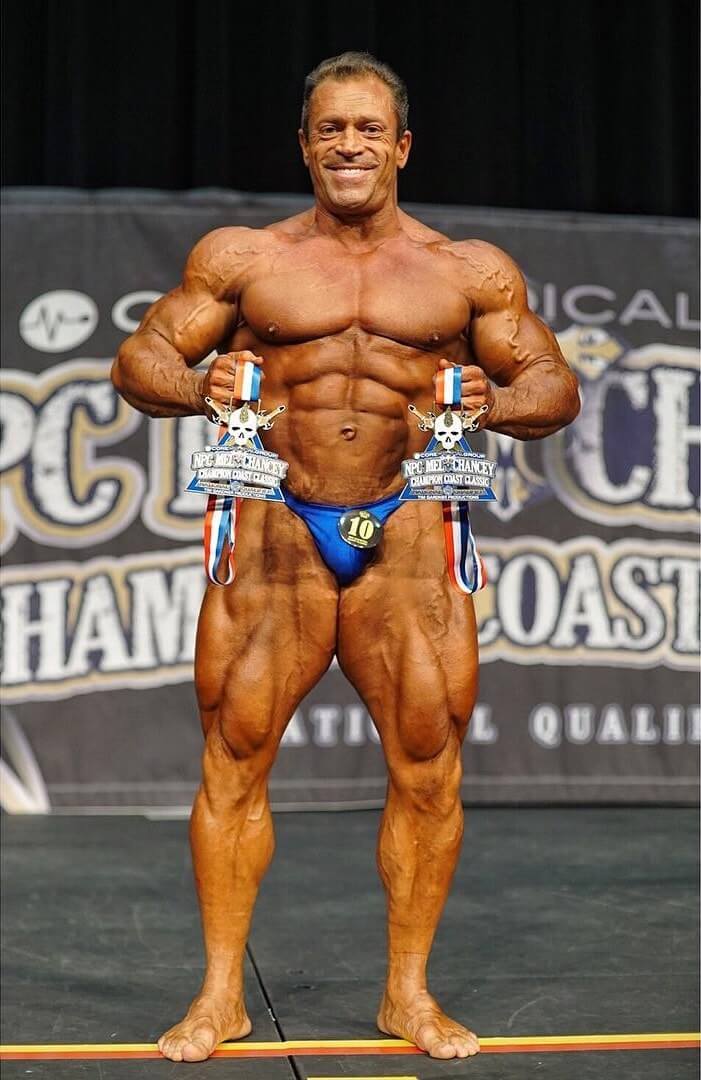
[336,126,363,156]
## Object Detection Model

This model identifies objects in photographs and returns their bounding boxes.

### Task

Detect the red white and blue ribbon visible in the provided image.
[199,423,239,585]
[200,355,262,586]
[442,501,488,594]
[203,490,241,585]
[233,360,262,402]
[435,365,462,407]
[436,366,487,593]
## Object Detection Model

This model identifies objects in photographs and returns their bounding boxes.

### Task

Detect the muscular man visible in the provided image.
[112,52,579,1062]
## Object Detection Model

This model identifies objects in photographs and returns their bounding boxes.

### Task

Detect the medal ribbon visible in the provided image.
[435,364,462,407]
[201,358,262,585]
[442,501,488,594]
[233,359,262,402]
[436,366,487,594]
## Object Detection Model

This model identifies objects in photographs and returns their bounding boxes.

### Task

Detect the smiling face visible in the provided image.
[299,76,412,219]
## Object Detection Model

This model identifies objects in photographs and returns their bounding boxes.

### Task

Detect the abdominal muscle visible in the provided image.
[229,330,455,505]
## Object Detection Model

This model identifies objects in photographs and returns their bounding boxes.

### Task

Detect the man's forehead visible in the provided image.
[309,76,395,120]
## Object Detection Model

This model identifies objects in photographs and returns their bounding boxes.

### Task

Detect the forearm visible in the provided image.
[111,329,206,418]
[486,359,580,441]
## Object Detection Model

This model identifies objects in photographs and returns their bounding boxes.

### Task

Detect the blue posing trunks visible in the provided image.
[283,489,404,585]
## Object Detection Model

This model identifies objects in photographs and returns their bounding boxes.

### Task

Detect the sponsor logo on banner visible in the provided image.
[19,291,99,352]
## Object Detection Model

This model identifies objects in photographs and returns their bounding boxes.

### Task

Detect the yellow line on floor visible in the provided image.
[1,1033,699,1053]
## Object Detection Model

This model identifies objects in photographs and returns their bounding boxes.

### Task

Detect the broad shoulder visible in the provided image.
[444,238,528,312]
[184,225,278,295]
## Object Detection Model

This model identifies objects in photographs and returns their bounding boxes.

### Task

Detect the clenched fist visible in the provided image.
[436,358,495,430]
[200,350,264,418]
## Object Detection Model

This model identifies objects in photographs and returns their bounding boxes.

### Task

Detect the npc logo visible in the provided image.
[19,290,98,353]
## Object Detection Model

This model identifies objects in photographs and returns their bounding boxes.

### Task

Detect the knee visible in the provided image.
[217,700,276,761]
[201,709,276,816]
[390,739,463,817]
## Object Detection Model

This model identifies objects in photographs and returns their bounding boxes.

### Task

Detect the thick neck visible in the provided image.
[312,193,402,250]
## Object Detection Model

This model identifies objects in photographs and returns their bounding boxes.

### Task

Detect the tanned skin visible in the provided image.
[112,74,579,1062]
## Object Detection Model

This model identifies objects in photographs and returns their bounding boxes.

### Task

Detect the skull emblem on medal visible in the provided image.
[228,404,258,446]
[433,409,462,450]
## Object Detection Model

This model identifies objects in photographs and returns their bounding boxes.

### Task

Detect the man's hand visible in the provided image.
[436,358,495,430]
[201,350,265,419]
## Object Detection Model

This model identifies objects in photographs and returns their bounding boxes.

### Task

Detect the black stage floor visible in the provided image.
[2,809,699,1079]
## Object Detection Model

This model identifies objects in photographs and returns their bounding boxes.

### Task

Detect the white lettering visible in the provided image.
[648,369,700,509]
[308,705,343,747]
[619,289,673,328]
[562,285,616,324]
[552,554,614,649]
[630,705,660,744]
[467,705,499,744]
[596,705,629,743]
[565,704,595,744]
[65,575,130,677]
[529,704,561,748]
[571,370,651,503]
[280,710,308,747]
[610,556,666,650]
[659,558,701,654]
[1,580,69,683]
[498,555,560,646]
[111,291,162,333]
[675,292,700,332]
[128,566,203,667]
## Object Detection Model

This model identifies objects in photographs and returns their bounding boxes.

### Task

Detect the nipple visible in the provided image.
[340,425,357,441]
[428,330,441,345]
[267,322,279,337]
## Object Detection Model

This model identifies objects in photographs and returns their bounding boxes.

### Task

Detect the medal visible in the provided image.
[399,365,495,597]
[187,360,289,503]
[187,358,289,587]
[400,365,497,502]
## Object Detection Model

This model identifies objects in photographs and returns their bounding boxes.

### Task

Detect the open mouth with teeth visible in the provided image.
[326,166,375,177]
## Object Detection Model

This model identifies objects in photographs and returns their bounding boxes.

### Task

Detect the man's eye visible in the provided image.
[319,126,337,136]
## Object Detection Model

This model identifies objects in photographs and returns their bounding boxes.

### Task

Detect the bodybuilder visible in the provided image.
[112,52,580,1062]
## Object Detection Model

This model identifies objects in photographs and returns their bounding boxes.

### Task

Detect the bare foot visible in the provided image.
[158,992,252,1062]
[378,988,480,1060]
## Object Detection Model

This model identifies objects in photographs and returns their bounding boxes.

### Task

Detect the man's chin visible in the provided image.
[322,188,377,215]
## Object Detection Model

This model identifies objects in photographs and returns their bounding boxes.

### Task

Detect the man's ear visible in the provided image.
[298,129,310,167]
[396,129,412,170]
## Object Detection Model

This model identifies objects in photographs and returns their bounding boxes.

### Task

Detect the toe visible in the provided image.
[163,1041,183,1062]
[434,1041,457,1059]
[181,1039,210,1062]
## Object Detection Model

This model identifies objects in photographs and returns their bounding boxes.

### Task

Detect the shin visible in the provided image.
[190,710,279,998]
[378,730,464,997]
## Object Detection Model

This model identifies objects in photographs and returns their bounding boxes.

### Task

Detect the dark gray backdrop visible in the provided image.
[1,190,698,810]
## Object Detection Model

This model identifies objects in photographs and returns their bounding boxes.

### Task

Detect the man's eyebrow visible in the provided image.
[315,114,388,126]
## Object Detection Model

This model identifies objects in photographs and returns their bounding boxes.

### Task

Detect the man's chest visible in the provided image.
[237,246,470,350]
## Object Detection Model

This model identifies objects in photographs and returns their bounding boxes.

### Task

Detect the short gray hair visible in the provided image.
[301,52,409,137]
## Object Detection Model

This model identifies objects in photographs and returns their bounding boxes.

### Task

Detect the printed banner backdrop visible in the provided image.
[1,189,699,811]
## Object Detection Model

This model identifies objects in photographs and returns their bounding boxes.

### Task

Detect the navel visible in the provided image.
[340,425,357,441]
